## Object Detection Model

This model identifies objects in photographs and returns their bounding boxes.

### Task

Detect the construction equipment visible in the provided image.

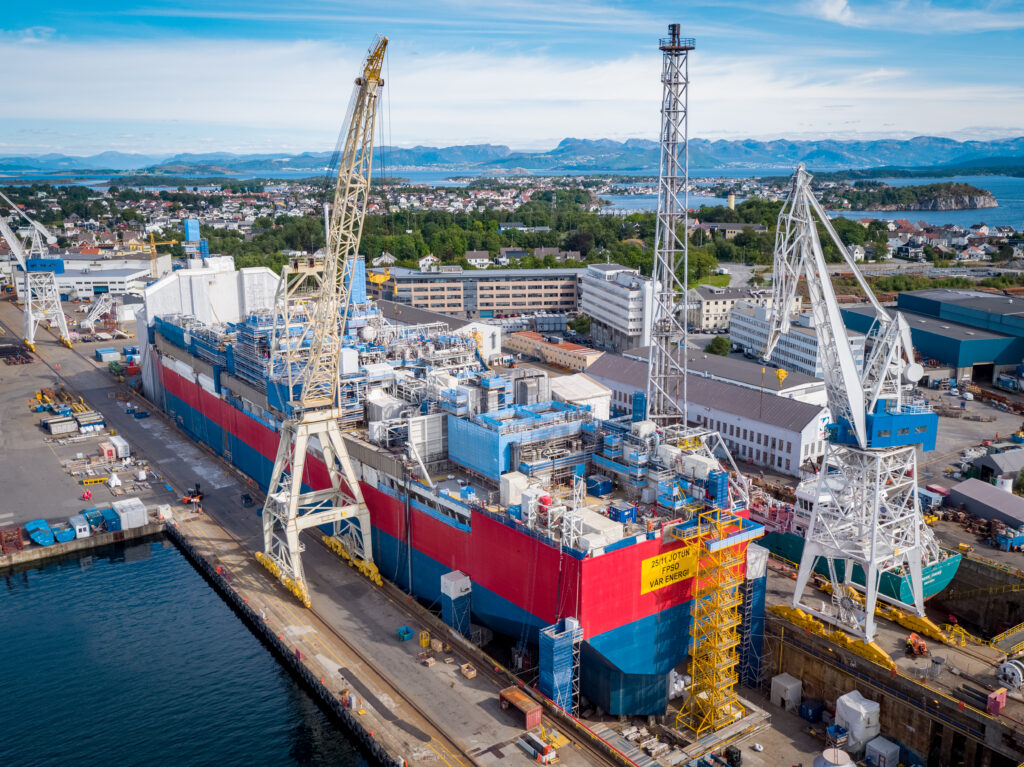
[0,190,72,351]
[259,36,387,604]
[81,293,114,331]
[764,164,940,642]
[905,632,928,656]
[147,233,178,277]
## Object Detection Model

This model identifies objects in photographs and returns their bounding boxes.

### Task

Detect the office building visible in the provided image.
[367,266,582,319]
[731,304,866,378]
[579,263,656,351]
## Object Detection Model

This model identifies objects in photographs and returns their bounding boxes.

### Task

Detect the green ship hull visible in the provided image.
[761,531,962,603]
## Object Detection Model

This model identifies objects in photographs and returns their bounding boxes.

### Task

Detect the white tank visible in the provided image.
[997,476,1014,493]
[813,749,853,767]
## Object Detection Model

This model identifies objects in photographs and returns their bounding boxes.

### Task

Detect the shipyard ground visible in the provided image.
[2,304,841,766]
[0,317,608,766]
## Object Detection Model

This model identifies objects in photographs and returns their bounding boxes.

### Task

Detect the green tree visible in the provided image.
[705,336,731,356]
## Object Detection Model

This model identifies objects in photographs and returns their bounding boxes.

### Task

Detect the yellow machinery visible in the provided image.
[366,268,390,287]
[669,509,762,738]
[148,233,178,276]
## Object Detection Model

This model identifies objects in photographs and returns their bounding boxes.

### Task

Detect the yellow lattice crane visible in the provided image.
[147,233,178,278]
[258,36,388,605]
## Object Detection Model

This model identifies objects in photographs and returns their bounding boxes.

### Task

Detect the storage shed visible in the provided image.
[949,478,1024,527]
[771,672,802,711]
[499,686,542,730]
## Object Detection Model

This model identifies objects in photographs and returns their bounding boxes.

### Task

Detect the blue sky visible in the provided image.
[3,0,1024,155]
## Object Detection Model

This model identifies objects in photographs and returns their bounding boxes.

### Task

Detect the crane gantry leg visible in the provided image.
[261,410,375,606]
[23,271,72,351]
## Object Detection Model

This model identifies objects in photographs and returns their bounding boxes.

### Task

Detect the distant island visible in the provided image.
[824,182,997,211]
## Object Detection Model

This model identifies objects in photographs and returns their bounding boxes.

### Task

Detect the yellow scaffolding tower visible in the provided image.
[670,509,763,739]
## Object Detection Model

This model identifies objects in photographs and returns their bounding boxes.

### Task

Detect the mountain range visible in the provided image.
[2,136,1024,175]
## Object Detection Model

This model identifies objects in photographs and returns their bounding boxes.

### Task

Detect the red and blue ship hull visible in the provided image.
[158,360,709,714]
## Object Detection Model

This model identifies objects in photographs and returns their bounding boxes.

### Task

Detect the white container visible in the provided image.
[440,570,472,599]
[500,471,530,507]
[770,672,802,711]
[70,514,91,539]
[835,690,880,751]
[112,497,148,529]
[865,736,900,767]
[109,435,131,458]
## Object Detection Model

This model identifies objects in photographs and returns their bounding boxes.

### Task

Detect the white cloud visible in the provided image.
[0,34,1022,154]
[799,0,1024,32]
[806,0,857,24]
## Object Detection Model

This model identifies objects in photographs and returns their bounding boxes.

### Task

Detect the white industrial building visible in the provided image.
[548,374,612,420]
[730,303,866,378]
[586,353,831,477]
[137,256,280,402]
[579,263,656,351]
[56,265,152,298]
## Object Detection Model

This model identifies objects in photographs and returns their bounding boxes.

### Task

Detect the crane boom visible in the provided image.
[301,39,386,410]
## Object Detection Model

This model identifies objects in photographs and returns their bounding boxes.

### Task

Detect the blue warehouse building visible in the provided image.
[842,289,1024,385]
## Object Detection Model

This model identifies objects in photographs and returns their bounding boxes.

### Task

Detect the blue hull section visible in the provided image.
[158,375,693,715]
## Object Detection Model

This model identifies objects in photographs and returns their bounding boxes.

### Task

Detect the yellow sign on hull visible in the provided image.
[641,546,697,594]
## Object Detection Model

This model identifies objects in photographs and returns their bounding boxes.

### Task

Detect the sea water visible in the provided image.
[0,539,366,767]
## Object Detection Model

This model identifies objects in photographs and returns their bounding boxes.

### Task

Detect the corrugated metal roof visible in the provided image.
[622,345,821,389]
[973,449,1024,476]
[586,353,826,433]
[949,478,1024,525]
[376,299,473,330]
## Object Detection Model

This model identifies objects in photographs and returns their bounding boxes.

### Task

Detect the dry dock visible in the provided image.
[0,304,618,766]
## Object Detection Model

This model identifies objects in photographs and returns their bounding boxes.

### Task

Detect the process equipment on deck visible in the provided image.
[260,36,388,603]
[764,164,940,642]
[0,190,72,351]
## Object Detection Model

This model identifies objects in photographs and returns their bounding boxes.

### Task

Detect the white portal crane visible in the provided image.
[260,37,387,605]
[764,164,940,642]
[0,190,71,350]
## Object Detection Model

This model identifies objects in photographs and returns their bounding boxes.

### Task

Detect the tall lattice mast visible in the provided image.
[259,37,388,605]
[646,25,693,427]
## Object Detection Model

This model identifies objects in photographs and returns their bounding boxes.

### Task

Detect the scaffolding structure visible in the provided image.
[539,617,583,714]
[670,510,763,738]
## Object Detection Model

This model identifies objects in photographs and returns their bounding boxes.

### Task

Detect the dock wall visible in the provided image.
[164,522,402,767]
[768,618,1024,767]
[933,555,1024,635]
[0,523,164,571]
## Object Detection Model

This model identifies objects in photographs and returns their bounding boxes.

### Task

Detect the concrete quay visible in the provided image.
[0,523,163,571]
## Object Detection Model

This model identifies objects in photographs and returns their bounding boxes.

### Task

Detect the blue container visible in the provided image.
[586,474,613,497]
[800,699,824,723]
[101,507,121,532]
[26,519,55,547]
[608,503,637,524]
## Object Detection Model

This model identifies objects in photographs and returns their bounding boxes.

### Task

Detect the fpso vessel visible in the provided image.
[139,257,762,715]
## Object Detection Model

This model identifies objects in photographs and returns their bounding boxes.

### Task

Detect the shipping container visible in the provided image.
[112,497,148,529]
